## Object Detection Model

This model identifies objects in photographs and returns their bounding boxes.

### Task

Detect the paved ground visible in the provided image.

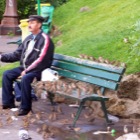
[0,35,138,140]
[0,91,127,140]
[0,35,19,53]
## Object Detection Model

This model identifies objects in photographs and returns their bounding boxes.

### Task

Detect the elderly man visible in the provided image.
[0,15,55,116]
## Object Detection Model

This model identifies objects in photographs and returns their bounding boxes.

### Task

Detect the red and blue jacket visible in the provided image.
[1,31,55,73]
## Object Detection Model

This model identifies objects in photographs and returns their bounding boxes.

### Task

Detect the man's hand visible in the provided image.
[21,71,26,77]
[18,71,26,79]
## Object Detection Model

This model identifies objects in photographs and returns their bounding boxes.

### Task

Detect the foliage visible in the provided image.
[42,0,69,7]
[0,1,5,20]
[0,0,69,21]
[0,63,19,87]
[17,0,36,19]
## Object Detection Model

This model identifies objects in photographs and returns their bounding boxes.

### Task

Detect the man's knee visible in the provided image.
[3,69,20,81]
[3,70,11,79]
[21,75,33,84]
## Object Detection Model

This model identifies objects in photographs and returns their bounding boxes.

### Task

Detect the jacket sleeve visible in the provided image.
[1,44,23,63]
[24,33,54,73]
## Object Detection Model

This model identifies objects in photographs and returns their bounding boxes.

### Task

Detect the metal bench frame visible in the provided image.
[48,53,126,127]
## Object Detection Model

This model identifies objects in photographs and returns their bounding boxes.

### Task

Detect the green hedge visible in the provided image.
[0,1,5,20]
[0,0,69,21]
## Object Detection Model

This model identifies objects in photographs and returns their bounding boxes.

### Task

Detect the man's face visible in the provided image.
[28,20,41,34]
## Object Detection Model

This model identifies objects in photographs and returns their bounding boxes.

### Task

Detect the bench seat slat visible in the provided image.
[52,68,119,90]
[52,60,122,82]
[56,91,109,101]
[54,54,125,74]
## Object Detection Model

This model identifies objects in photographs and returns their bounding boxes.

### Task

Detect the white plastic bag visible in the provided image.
[18,128,29,140]
[41,68,59,81]
[108,114,119,122]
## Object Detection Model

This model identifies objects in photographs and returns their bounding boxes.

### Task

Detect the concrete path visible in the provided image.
[0,35,19,53]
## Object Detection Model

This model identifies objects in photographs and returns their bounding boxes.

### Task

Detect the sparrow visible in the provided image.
[98,56,105,63]
[41,123,48,131]
[124,125,128,133]
[36,127,42,134]
[6,116,13,124]
[57,106,63,114]
[96,89,103,96]
[71,113,76,118]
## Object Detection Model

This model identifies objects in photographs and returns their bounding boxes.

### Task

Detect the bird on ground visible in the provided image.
[0,120,3,127]
[96,89,103,96]
[56,106,63,114]
[41,123,48,132]
[98,56,105,63]
[35,112,42,120]
[124,125,129,133]
[88,56,96,61]
[6,116,13,124]
[71,113,76,118]
[107,126,111,132]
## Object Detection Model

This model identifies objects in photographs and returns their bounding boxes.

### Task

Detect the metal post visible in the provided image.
[37,0,41,15]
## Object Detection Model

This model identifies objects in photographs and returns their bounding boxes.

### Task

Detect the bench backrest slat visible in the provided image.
[54,54,125,74]
[52,54,125,90]
[52,60,122,82]
[52,68,119,90]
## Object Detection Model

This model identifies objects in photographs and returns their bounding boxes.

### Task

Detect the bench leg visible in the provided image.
[100,101,112,124]
[72,100,85,128]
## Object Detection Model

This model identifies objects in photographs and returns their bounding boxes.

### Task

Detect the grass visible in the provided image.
[0,63,19,87]
[0,0,139,85]
[53,0,140,74]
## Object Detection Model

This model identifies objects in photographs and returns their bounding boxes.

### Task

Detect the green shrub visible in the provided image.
[0,0,69,21]
[0,1,5,20]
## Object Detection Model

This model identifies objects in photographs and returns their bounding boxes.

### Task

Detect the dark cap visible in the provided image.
[28,15,45,23]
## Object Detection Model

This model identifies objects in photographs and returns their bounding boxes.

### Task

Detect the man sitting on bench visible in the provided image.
[0,15,55,116]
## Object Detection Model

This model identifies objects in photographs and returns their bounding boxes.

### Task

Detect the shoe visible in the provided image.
[18,109,31,116]
[2,104,16,109]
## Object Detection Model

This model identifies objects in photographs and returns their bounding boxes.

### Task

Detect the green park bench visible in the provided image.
[5,39,126,127]
[41,4,54,34]
[7,38,22,45]
[46,53,126,127]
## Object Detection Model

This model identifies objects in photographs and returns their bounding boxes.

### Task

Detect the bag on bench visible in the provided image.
[41,68,59,81]
[14,81,37,102]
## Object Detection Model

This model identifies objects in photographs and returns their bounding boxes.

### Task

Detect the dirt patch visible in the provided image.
[117,76,139,100]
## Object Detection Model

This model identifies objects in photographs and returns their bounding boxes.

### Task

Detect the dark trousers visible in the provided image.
[2,67,41,110]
